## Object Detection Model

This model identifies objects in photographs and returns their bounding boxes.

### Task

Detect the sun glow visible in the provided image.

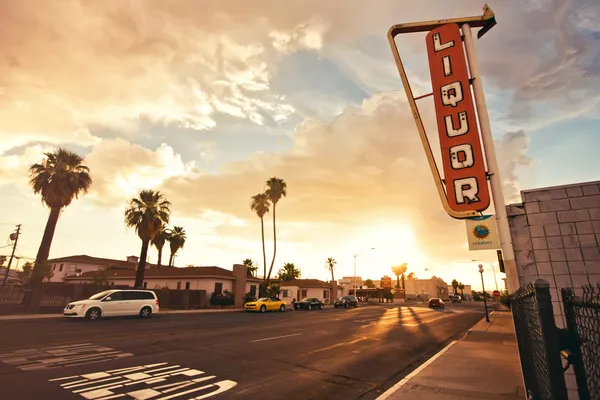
[359,224,426,279]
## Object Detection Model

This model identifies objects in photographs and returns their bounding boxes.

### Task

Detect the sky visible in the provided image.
[1,0,599,291]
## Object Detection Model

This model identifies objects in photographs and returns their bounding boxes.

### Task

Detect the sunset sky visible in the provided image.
[1,0,598,291]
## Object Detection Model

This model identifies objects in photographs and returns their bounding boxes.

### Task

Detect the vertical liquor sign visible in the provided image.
[425,24,490,214]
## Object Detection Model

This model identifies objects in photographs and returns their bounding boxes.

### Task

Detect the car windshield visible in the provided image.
[89,290,113,300]
[300,298,310,302]
[258,297,270,302]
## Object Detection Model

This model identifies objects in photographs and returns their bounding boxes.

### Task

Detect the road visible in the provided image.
[0,304,485,400]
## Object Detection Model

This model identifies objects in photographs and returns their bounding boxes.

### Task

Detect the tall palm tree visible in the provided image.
[125,190,171,287]
[151,224,169,268]
[242,258,258,277]
[458,282,465,297]
[279,262,301,281]
[391,263,408,289]
[29,148,92,289]
[325,257,337,283]
[167,226,186,267]
[264,177,287,288]
[250,193,270,280]
[451,279,459,295]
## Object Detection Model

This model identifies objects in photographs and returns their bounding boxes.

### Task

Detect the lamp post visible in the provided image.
[479,264,490,322]
[472,259,498,291]
[353,247,375,296]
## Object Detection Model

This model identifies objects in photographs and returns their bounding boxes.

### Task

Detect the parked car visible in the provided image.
[244,297,287,313]
[294,297,324,310]
[63,289,159,321]
[450,295,462,303]
[333,295,359,308]
[428,298,445,309]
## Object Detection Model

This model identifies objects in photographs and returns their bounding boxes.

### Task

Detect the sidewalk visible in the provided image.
[378,311,525,399]
[0,308,244,321]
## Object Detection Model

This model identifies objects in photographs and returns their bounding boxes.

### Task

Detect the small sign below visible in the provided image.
[465,214,500,251]
[493,290,501,297]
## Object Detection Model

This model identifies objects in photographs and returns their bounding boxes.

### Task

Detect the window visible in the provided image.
[69,264,77,273]
[282,289,289,297]
[301,289,307,298]
[177,282,182,290]
[52,265,56,271]
[185,282,190,290]
[323,290,329,299]
[214,282,223,294]
[250,285,256,296]
[59,264,63,272]
[108,292,124,301]
[122,291,138,301]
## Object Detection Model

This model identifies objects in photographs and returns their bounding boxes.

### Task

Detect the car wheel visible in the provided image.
[140,306,152,318]
[86,308,101,321]
[344,303,348,308]
[279,305,285,312]
[334,305,338,308]
[260,305,267,313]
[354,303,358,308]
[319,304,324,310]
[307,304,312,310]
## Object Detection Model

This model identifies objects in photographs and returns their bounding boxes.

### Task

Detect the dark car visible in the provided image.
[334,295,359,308]
[428,298,445,309]
[294,297,324,310]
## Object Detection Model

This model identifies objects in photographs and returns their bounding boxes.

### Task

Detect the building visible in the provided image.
[47,255,148,282]
[0,267,19,285]
[448,284,473,300]
[279,279,342,304]
[403,277,449,300]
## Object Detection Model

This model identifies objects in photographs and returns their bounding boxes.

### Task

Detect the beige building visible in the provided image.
[279,279,343,304]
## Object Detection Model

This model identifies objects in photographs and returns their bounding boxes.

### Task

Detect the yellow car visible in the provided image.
[244,297,287,313]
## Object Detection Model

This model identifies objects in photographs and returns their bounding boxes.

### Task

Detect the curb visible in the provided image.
[0,308,246,321]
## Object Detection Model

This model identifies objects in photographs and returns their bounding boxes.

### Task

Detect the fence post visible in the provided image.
[561,287,591,400]
[534,279,568,399]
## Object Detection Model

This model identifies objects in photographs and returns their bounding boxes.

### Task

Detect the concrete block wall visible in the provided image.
[507,180,600,400]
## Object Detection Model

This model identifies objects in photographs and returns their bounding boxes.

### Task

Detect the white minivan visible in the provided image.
[63,289,159,320]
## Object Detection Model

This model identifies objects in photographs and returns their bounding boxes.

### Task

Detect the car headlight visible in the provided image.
[74,304,86,308]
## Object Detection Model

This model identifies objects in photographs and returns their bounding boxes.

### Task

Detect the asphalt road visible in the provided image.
[0,304,484,400]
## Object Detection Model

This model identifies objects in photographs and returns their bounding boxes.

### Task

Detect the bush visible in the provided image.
[498,290,510,309]
[242,292,256,304]
[210,290,235,306]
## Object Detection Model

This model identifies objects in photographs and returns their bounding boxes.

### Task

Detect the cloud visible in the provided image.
[495,130,533,203]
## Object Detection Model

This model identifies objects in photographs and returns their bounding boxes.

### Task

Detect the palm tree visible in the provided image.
[406,272,417,280]
[243,258,258,277]
[391,263,408,289]
[250,193,270,279]
[325,257,337,283]
[151,224,169,267]
[125,190,171,287]
[264,177,287,287]
[29,148,92,289]
[364,279,375,288]
[451,279,459,295]
[279,262,301,281]
[458,282,465,297]
[167,226,186,267]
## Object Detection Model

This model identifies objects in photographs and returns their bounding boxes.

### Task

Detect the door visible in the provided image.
[121,291,142,315]
[301,290,307,299]
[101,292,126,316]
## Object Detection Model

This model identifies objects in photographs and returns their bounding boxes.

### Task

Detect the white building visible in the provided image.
[279,279,343,304]
[47,255,147,282]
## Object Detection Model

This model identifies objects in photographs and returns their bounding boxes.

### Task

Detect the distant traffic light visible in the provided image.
[497,250,505,273]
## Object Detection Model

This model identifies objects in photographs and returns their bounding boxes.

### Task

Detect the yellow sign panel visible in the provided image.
[465,214,500,251]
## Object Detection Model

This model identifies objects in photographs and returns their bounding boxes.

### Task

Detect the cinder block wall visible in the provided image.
[507,181,600,399]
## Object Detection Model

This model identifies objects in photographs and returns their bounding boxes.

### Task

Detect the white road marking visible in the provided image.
[375,340,458,400]
[51,362,237,399]
[250,333,302,343]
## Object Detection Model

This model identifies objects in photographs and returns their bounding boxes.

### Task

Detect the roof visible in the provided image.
[279,279,332,288]
[48,255,155,269]
[63,266,262,281]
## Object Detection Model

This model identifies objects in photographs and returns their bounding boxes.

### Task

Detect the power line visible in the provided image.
[3,224,21,286]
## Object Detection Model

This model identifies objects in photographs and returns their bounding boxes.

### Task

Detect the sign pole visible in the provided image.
[461,24,519,293]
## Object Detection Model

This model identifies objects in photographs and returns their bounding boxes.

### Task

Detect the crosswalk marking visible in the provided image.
[0,343,132,371]
[50,362,237,399]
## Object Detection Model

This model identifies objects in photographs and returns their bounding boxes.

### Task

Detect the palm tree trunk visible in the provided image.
[28,207,61,312]
[396,275,400,289]
[168,251,174,267]
[135,240,150,288]
[260,216,267,280]
[157,247,163,268]
[265,203,277,288]
[330,270,334,284]
[401,273,405,290]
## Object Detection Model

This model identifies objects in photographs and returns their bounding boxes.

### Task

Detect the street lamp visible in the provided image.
[353,247,375,296]
[472,259,499,291]
[479,264,490,322]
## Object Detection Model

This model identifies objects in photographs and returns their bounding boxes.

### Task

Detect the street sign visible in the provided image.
[493,290,500,297]
[390,288,396,295]
[465,214,500,250]
[426,24,490,215]
[381,276,393,289]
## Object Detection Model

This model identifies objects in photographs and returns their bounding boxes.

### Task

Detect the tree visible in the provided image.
[29,147,92,293]
[0,256,6,267]
[451,279,459,295]
[91,266,111,287]
[458,282,465,296]
[17,262,53,284]
[151,224,169,267]
[167,226,186,267]
[125,190,171,288]
[243,258,258,277]
[325,257,337,283]
[364,279,375,288]
[391,263,408,289]
[264,177,287,287]
[250,193,270,280]
[406,272,417,280]
[278,262,301,281]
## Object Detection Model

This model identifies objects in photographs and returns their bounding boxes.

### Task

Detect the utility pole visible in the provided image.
[3,224,22,286]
